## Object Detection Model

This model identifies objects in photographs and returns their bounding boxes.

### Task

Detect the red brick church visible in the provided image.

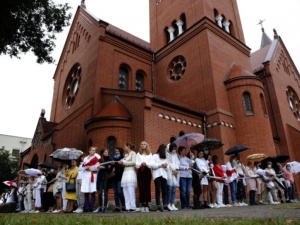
[21,0,300,193]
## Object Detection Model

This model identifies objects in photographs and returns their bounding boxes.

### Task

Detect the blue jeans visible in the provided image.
[179,177,192,208]
[229,180,237,203]
[112,180,125,208]
[167,185,176,203]
[288,183,295,200]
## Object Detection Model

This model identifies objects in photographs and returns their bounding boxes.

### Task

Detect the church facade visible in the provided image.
[21,0,299,193]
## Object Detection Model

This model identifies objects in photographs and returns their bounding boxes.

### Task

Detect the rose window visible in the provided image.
[65,65,81,108]
[286,86,300,121]
[168,56,186,81]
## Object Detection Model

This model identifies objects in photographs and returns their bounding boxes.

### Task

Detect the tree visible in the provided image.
[0,0,72,64]
[0,148,18,194]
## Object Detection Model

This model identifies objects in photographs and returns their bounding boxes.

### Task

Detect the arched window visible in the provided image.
[107,136,117,159]
[260,93,268,116]
[243,92,253,115]
[119,66,128,90]
[135,71,144,91]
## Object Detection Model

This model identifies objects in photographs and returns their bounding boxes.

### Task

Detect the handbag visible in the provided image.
[66,182,76,192]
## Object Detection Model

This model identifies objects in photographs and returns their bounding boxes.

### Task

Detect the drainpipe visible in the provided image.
[152,53,155,94]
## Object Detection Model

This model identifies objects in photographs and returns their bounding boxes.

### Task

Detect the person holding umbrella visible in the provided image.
[226,155,238,206]
[283,164,295,203]
[64,159,78,213]
[178,146,193,209]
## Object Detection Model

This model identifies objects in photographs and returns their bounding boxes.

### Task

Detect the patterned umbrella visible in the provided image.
[192,138,224,151]
[51,147,83,161]
[3,181,17,187]
[173,132,205,149]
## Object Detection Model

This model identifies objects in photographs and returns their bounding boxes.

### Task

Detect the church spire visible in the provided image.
[81,0,86,9]
[258,19,272,49]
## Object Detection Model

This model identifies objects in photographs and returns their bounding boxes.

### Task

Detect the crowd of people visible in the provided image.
[0,140,297,213]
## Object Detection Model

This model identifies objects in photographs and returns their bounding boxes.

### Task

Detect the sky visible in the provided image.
[0,0,299,138]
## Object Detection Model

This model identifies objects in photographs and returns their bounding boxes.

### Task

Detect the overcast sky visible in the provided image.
[0,0,299,138]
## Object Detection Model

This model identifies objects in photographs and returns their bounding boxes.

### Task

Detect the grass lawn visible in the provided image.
[0,215,300,225]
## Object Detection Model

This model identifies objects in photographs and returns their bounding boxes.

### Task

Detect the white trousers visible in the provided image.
[216,182,224,205]
[35,189,42,208]
[24,192,32,211]
[123,186,136,210]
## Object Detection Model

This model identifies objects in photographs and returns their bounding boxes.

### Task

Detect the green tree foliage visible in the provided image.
[0,148,18,194]
[0,0,72,64]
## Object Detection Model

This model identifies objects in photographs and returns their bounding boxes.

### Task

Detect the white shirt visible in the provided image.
[136,153,152,169]
[151,154,168,180]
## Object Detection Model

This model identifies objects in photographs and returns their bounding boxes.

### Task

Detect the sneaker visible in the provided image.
[233,202,239,207]
[74,208,83,213]
[209,203,215,208]
[93,207,100,213]
[164,206,171,211]
[34,210,40,213]
[52,209,61,213]
[96,208,102,213]
[213,203,220,208]
[140,207,145,212]
[271,201,280,205]
[171,205,178,210]
[157,206,163,212]
[241,202,248,206]
[167,204,173,211]
[218,203,226,207]
[145,207,150,212]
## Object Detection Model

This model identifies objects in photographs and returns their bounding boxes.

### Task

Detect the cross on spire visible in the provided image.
[257,19,265,31]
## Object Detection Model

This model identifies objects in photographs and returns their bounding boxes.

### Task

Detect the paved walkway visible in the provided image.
[83,202,300,219]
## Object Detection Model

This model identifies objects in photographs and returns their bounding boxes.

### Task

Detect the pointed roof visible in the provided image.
[94,96,132,119]
[260,28,272,49]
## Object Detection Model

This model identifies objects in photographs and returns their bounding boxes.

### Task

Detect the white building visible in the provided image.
[0,134,32,158]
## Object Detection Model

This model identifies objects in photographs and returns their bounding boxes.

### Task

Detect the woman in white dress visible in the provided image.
[81,146,100,212]
[118,142,137,212]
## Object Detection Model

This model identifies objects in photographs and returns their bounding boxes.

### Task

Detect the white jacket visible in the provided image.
[151,154,169,180]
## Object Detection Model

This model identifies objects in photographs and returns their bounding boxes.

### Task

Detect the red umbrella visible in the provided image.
[3,181,17,187]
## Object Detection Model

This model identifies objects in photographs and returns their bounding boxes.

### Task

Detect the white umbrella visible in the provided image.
[283,161,300,174]
[18,168,41,177]
[51,147,83,161]
[173,132,205,149]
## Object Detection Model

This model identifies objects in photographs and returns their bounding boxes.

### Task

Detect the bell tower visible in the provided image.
[150,0,245,51]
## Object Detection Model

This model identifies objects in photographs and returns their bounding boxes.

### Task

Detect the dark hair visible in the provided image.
[99,148,106,163]
[168,143,177,152]
[170,137,176,144]
[178,146,186,155]
[156,144,167,159]
[212,155,219,164]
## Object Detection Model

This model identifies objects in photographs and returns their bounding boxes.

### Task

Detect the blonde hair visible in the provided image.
[139,141,151,155]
